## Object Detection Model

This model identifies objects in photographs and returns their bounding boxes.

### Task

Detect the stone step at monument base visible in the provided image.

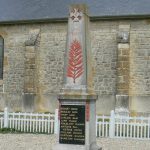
[52,144,87,150]
[52,143,101,150]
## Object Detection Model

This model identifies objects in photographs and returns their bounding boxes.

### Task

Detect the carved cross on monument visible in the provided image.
[52,4,101,150]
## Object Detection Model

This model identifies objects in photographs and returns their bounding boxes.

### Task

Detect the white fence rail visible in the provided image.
[96,110,150,140]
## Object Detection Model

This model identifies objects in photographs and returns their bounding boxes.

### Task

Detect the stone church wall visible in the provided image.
[0,19,149,114]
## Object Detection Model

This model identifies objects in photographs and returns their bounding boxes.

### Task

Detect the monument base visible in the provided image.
[51,94,102,150]
[52,143,101,150]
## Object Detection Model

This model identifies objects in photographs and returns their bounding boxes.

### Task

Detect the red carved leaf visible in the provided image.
[67,39,84,83]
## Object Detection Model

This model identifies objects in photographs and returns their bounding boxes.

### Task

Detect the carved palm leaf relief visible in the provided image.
[67,39,84,83]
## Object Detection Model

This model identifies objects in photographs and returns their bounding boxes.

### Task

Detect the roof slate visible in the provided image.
[0,0,150,23]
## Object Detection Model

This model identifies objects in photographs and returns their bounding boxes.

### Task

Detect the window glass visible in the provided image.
[0,36,4,79]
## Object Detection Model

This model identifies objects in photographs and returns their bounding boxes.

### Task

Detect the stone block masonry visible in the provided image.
[0,20,149,114]
[116,24,130,95]
[91,21,117,95]
[114,24,130,115]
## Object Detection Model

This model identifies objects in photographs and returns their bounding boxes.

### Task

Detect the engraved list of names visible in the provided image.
[59,105,85,145]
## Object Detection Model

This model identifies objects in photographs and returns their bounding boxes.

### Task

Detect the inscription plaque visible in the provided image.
[59,105,85,145]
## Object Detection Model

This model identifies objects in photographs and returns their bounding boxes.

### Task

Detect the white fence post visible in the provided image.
[4,107,9,128]
[109,110,115,138]
[54,109,58,134]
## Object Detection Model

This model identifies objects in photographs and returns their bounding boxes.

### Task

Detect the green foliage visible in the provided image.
[0,128,17,133]
[98,118,110,122]
[44,112,51,114]
[0,127,52,134]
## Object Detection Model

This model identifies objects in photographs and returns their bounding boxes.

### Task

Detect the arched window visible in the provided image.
[0,36,4,79]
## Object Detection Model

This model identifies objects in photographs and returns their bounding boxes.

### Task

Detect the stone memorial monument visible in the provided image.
[52,4,101,150]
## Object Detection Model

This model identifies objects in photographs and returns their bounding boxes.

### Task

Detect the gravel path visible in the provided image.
[0,134,150,150]
[0,134,56,150]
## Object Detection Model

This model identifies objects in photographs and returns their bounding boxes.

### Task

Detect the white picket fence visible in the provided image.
[0,108,150,140]
[96,110,150,139]
[0,108,57,134]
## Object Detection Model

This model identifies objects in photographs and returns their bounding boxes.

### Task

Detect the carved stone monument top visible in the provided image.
[60,4,96,99]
